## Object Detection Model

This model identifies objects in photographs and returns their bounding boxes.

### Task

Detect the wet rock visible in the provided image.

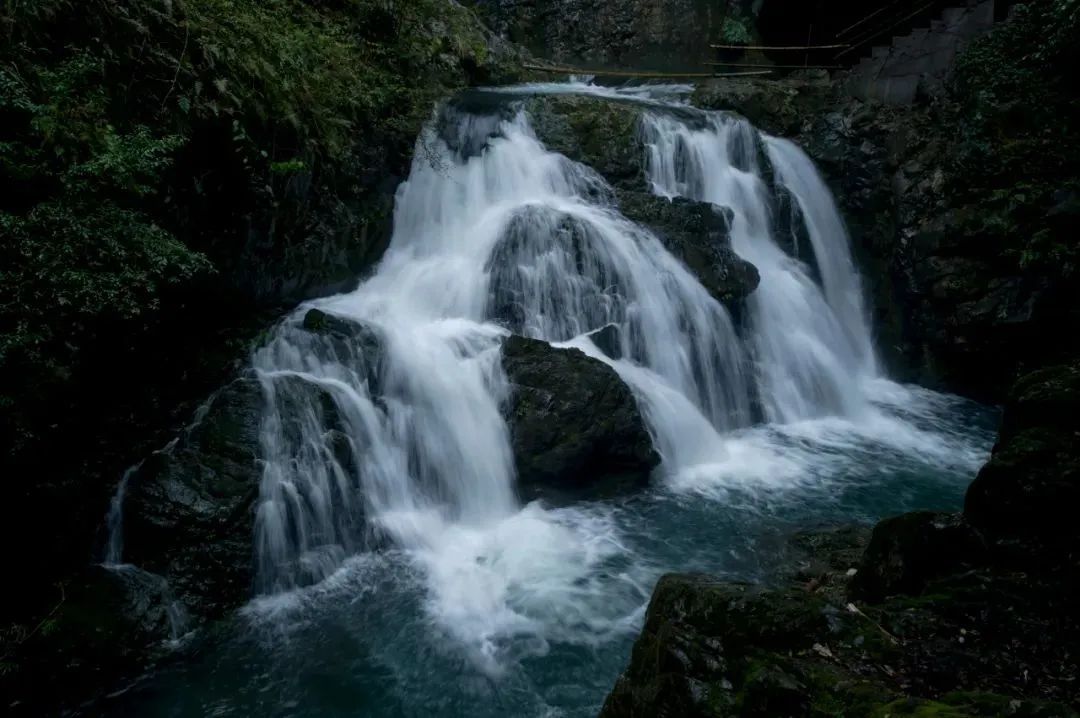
[501,334,659,494]
[476,0,757,71]
[586,323,623,360]
[965,362,1080,566]
[692,71,835,137]
[122,377,266,618]
[601,529,1080,717]
[617,191,760,312]
[787,524,872,598]
[524,94,647,190]
[300,308,383,381]
[849,512,987,603]
[600,575,836,718]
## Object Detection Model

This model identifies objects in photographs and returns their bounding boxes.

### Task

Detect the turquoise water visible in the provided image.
[107,382,995,718]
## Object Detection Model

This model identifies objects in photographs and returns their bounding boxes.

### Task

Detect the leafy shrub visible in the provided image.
[0,0,514,453]
[946,0,1080,278]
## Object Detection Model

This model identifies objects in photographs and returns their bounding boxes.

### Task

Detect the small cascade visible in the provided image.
[102,461,141,567]
[642,112,878,423]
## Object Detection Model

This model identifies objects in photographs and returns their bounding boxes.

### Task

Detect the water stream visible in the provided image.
[109,83,995,717]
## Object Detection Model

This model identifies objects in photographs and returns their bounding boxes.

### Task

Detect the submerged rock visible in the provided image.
[617,190,760,311]
[501,334,659,494]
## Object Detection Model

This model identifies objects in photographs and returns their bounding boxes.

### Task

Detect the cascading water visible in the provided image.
[642,112,878,423]
[250,104,769,600]
[111,84,996,718]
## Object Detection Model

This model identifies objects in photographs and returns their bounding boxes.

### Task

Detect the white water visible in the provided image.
[642,112,877,423]
[233,86,991,680]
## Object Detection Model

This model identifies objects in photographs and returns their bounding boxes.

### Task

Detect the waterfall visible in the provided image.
[251,107,763,597]
[102,85,1001,718]
[642,112,878,423]
[244,89,916,668]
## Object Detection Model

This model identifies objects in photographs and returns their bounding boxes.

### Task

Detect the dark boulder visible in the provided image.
[501,334,658,494]
[600,574,835,718]
[300,308,383,384]
[617,190,760,311]
[586,323,623,360]
[122,377,266,619]
[848,512,987,604]
[9,565,180,713]
[995,362,1080,445]
[486,205,630,335]
[787,524,872,597]
[601,528,1080,717]
[965,362,1080,566]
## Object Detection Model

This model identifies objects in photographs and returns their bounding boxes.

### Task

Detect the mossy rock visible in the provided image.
[501,334,658,497]
[849,512,987,604]
[692,72,835,137]
[617,190,760,311]
[524,94,647,190]
[964,362,1080,565]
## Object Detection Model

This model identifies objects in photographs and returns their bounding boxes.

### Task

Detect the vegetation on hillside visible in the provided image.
[947,0,1080,280]
[0,0,516,459]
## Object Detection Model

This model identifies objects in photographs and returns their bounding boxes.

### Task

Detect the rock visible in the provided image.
[300,308,383,377]
[599,575,838,718]
[995,362,1080,445]
[10,565,181,714]
[602,530,1080,717]
[692,72,835,137]
[617,190,760,311]
[524,94,647,190]
[501,334,659,494]
[787,524,872,598]
[848,512,987,603]
[965,363,1080,566]
[586,323,623,360]
[122,377,266,619]
[486,204,631,333]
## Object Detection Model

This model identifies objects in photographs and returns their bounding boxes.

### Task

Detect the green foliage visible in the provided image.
[944,0,1080,279]
[949,0,1080,188]
[0,0,511,454]
[719,15,754,44]
[0,46,211,439]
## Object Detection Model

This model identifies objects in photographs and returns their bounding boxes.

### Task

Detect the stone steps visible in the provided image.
[846,1,997,105]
